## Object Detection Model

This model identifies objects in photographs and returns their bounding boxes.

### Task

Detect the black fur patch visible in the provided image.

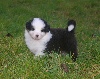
[45,20,78,62]
[41,18,50,33]
[26,20,33,31]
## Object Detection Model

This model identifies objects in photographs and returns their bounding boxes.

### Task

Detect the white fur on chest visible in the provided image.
[25,30,52,56]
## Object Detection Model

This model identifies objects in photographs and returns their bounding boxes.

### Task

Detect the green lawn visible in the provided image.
[0,0,100,79]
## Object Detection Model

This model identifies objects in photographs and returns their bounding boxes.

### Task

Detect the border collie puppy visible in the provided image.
[25,18,78,61]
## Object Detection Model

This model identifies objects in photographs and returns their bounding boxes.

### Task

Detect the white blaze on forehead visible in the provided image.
[68,25,74,31]
[31,18,45,29]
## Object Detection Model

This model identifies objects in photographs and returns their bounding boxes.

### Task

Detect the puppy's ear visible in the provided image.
[44,21,50,32]
[46,23,50,30]
[41,19,50,32]
[26,20,33,30]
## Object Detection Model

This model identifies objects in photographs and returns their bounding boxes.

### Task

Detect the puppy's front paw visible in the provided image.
[35,52,45,56]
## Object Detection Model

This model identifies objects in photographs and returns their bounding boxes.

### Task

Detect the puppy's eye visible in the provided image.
[31,28,34,31]
[41,29,45,32]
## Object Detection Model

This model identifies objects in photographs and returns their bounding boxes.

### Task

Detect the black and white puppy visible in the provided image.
[25,18,78,61]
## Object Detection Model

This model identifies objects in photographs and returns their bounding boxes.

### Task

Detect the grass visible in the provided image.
[0,0,100,79]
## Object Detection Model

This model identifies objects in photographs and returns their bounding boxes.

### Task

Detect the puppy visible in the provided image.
[25,18,78,61]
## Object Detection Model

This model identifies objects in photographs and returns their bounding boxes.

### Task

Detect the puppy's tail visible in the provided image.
[67,20,76,33]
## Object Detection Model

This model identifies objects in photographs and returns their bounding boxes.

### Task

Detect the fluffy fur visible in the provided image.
[25,18,78,61]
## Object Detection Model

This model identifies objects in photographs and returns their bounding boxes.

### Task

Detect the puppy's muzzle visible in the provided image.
[36,35,39,38]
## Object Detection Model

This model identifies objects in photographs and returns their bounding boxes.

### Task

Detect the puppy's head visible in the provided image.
[26,18,50,40]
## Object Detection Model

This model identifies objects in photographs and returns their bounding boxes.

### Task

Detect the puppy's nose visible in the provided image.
[36,35,39,37]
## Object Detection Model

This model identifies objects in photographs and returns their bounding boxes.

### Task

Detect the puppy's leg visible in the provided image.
[70,49,78,62]
[35,51,45,56]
